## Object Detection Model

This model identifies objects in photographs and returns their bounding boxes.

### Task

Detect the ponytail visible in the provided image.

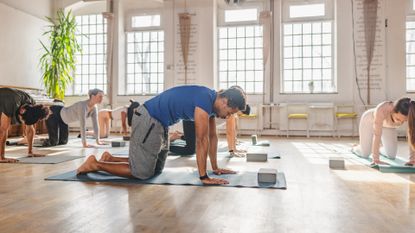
[408,101,415,150]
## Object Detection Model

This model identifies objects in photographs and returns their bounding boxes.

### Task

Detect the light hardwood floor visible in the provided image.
[1,136,415,233]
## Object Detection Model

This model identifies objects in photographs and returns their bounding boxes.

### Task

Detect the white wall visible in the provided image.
[0,1,52,89]
[0,0,52,19]
[53,0,415,134]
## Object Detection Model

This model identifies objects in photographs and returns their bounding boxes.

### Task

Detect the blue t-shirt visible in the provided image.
[144,85,217,127]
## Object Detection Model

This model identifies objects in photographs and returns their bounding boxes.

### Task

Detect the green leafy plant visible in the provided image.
[39,9,81,100]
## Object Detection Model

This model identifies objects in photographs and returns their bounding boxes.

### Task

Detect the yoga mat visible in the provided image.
[254,140,271,147]
[351,150,415,173]
[15,155,84,164]
[46,169,287,189]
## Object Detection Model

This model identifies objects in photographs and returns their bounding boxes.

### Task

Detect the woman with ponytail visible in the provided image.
[352,98,415,165]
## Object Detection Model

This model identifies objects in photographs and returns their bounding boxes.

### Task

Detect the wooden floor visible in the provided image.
[1,136,415,233]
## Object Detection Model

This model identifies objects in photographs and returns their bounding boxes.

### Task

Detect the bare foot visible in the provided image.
[77,155,98,175]
[0,158,19,163]
[99,151,113,162]
[405,161,415,166]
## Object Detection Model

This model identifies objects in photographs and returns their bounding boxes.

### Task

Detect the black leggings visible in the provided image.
[44,105,69,146]
[169,120,195,155]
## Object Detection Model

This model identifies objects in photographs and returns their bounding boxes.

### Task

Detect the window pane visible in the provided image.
[289,4,325,18]
[217,25,263,94]
[225,8,258,23]
[407,21,415,91]
[126,31,164,94]
[132,15,160,28]
[282,21,334,93]
[72,14,107,96]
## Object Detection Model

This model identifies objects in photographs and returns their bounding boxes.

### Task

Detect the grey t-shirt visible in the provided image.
[0,88,35,124]
[60,100,99,145]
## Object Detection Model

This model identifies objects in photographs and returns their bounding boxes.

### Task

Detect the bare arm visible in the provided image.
[208,116,218,170]
[0,113,11,158]
[209,116,236,175]
[195,107,229,185]
[24,124,35,155]
[226,114,237,151]
[194,107,209,177]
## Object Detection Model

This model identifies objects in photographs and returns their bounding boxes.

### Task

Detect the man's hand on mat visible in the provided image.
[0,158,19,163]
[213,168,237,175]
[201,177,229,185]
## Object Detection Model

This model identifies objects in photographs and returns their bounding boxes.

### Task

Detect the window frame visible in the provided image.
[217,3,265,94]
[280,0,335,94]
[217,2,263,26]
[406,1,415,92]
[124,10,165,95]
[282,0,333,23]
[125,10,163,32]
[68,13,107,96]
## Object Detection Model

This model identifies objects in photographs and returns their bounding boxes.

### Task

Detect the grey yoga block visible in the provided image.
[258,168,278,183]
[111,141,126,147]
[329,157,345,169]
[246,151,268,162]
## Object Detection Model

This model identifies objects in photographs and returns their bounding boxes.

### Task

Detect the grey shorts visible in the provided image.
[129,105,169,179]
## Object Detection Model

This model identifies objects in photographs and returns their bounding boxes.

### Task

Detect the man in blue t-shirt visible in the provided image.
[77,85,247,185]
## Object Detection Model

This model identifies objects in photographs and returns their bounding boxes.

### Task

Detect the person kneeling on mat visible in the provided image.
[43,88,106,148]
[77,85,247,185]
[0,88,50,162]
[352,98,415,166]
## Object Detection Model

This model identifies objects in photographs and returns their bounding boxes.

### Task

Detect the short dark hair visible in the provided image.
[218,86,246,111]
[394,97,411,116]
[241,104,251,115]
[21,105,50,125]
[88,88,104,98]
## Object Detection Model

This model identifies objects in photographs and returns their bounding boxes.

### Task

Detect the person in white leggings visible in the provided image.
[352,98,415,165]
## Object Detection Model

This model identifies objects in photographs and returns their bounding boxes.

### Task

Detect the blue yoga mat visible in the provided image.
[45,169,287,189]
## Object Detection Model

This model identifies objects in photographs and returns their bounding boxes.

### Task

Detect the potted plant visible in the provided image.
[308,81,314,93]
[39,9,81,100]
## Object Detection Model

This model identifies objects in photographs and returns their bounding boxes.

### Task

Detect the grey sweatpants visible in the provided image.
[129,105,169,179]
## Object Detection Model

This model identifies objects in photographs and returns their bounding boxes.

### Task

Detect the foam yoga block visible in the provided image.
[258,168,278,183]
[329,157,345,169]
[247,147,268,162]
[111,141,126,147]
[123,136,130,141]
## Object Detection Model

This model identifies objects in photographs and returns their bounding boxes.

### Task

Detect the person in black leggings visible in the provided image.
[169,120,196,155]
[44,105,69,146]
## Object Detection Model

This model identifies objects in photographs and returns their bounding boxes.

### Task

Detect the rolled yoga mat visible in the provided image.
[46,169,287,189]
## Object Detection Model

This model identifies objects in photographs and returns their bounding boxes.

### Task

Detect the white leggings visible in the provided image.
[356,108,397,159]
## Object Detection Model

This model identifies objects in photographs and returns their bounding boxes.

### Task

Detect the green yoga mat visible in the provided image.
[45,169,287,189]
[351,151,415,173]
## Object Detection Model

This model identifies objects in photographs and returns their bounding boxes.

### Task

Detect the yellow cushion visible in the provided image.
[240,114,257,118]
[336,112,357,118]
[288,113,308,119]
